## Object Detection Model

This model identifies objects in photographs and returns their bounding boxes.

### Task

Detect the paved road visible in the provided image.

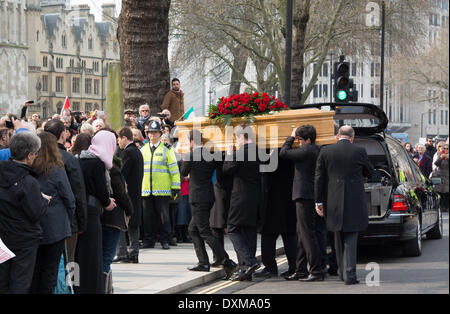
[187,213,449,294]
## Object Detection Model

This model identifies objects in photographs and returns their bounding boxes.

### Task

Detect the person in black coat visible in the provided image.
[101,155,134,294]
[115,127,144,263]
[44,119,88,264]
[75,130,117,294]
[31,132,76,294]
[0,132,49,294]
[255,152,297,278]
[209,157,233,267]
[279,125,325,281]
[223,126,262,281]
[181,130,236,278]
[315,126,374,285]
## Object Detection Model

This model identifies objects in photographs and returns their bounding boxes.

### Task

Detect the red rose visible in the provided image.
[246,107,252,112]
[225,110,230,115]
[233,101,239,107]
[252,92,259,98]
[232,109,238,115]
[255,98,262,104]
[225,103,231,109]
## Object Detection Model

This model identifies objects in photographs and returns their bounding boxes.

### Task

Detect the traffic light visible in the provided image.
[334,55,358,103]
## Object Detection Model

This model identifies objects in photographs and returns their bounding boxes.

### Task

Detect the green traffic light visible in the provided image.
[337,90,348,101]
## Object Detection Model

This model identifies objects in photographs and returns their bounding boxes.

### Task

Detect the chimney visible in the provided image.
[71,4,91,18]
[101,3,116,22]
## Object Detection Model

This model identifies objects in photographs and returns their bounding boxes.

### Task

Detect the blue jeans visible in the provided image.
[102,227,121,273]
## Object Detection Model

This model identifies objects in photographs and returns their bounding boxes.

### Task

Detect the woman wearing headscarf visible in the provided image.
[30,132,75,294]
[74,130,117,294]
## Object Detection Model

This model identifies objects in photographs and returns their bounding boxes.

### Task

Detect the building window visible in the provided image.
[56,57,63,69]
[351,62,357,77]
[37,31,39,42]
[322,63,328,77]
[323,84,328,98]
[85,103,92,113]
[441,110,444,125]
[360,84,364,98]
[56,76,64,93]
[70,59,74,68]
[429,109,432,124]
[400,105,404,122]
[72,77,80,93]
[93,61,100,72]
[371,84,375,98]
[94,79,99,95]
[433,109,436,125]
[85,78,92,94]
[62,35,66,48]
[313,85,318,98]
[371,63,375,77]
[375,84,380,98]
[42,75,48,92]
[360,62,364,77]
[88,37,93,50]
[73,102,80,112]
[446,110,448,125]
[43,56,48,67]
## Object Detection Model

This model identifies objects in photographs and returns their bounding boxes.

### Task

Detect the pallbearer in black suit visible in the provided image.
[315,126,374,285]
[181,130,236,278]
[280,125,325,281]
[223,125,262,281]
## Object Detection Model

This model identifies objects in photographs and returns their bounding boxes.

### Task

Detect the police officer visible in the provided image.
[141,119,181,250]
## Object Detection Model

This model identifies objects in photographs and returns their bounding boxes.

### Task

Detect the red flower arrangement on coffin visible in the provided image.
[208,92,288,125]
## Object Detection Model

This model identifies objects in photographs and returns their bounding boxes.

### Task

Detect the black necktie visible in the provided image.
[151,145,156,154]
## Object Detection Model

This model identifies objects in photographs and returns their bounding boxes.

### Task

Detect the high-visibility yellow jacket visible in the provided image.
[141,142,180,197]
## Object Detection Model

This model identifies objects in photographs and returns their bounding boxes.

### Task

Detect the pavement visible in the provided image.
[110,234,284,294]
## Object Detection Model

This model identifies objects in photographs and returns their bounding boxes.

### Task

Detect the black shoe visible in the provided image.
[230,269,252,282]
[299,274,325,282]
[244,263,261,277]
[112,256,128,263]
[345,279,360,285]
[284,272,309,281]
[187,264,210,272]
[253,269,277,278]
[280,270,295,277]
[223,259,238,280]
[161,243,170,250]
[169,240,178,246]
[210,260,222,267]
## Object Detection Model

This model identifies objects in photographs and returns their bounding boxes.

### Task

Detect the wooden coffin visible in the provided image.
[174,108,337,154]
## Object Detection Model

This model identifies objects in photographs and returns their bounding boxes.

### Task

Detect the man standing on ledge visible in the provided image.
[161,78,184,123]
[315,125,373,285]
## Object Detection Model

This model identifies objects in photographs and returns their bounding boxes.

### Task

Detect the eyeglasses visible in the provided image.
[141,109,149,112]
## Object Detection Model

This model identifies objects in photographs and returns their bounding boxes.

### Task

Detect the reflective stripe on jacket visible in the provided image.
[141,142,181,196]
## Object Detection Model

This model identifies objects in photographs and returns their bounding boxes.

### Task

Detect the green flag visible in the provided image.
[183,106,195,120]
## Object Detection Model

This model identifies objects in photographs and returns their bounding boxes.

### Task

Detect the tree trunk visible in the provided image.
[291,0,311,106]
[118,0,171,113]
[229,47,249,95]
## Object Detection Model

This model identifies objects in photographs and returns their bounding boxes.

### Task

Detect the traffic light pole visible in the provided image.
[379,0,385,111]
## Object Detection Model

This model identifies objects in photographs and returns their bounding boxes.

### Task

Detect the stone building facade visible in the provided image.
[0,0,120,118]
[0,0,29,115]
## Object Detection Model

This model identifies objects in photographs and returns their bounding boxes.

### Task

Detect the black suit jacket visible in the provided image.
[120,142,144,228]
[315,139,374,232]
[223,143,262,228]
[280,137,319,201]
[181,147,217,204]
